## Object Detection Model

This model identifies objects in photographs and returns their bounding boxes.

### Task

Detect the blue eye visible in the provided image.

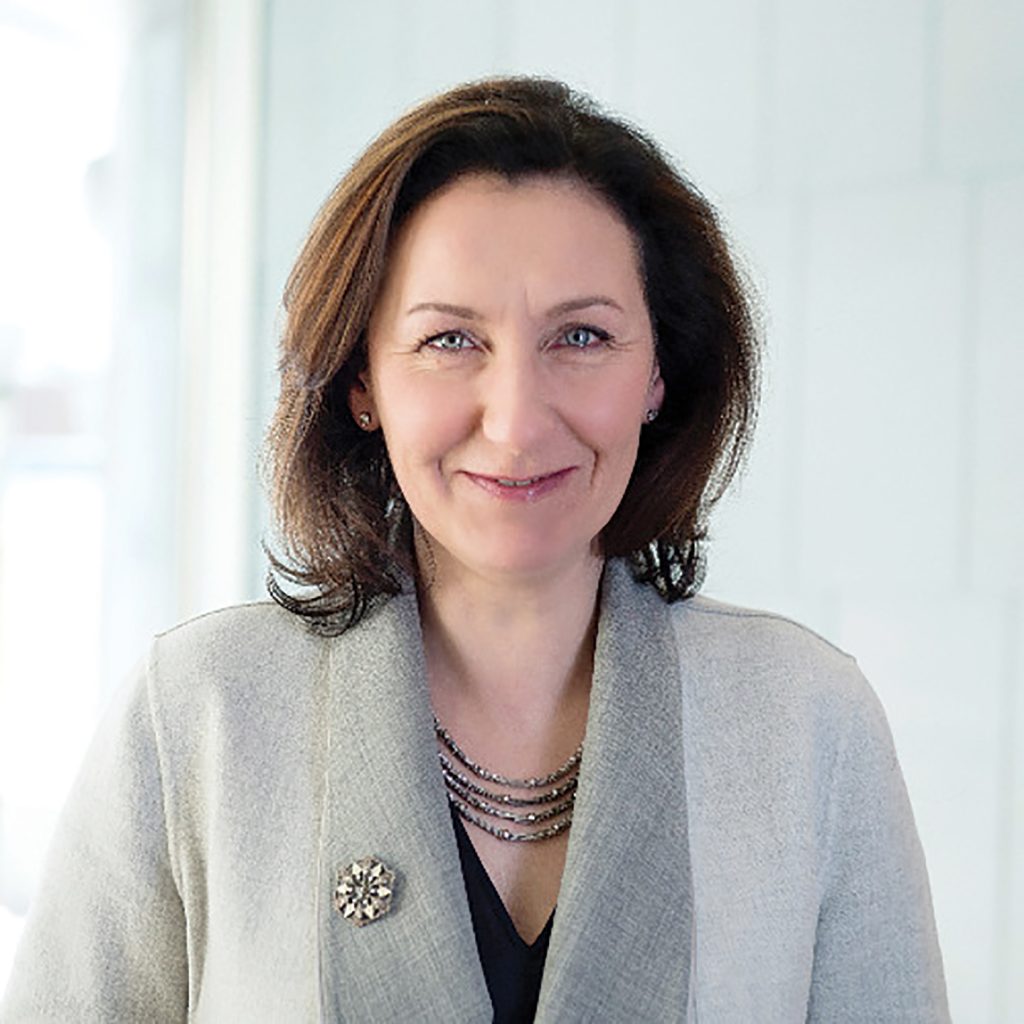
[561,326,609,349]
[424,331,473,351]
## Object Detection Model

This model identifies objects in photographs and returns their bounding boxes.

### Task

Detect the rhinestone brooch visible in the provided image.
[333,856,396,927]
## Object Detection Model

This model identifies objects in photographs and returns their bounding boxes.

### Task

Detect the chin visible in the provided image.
[461,536,600,582]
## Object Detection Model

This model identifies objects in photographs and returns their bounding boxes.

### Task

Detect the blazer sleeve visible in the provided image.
[806,672,950,1023]
[0,652,188,1023]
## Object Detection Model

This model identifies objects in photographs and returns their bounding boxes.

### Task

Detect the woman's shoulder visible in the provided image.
[139,601,325,721]
[671,593,853,664]
[151,600,319,671]
[665,591,883,735]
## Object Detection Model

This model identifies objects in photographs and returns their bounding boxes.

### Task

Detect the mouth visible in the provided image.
[463,467,574,500]
[494,475,548,488]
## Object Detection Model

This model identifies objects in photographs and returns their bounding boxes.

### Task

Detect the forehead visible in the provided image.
[375,172,646,312]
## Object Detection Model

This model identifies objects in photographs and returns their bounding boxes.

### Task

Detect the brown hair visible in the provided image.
[265,76,759,632]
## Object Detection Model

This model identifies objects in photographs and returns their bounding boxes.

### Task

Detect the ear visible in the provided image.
[648,364,665,413]
[348,369,376,429]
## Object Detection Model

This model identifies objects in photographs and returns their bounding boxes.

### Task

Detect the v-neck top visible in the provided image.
[450,804,555,1023]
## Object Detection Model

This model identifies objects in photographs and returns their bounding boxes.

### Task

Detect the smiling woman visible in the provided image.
[1,77,949,1022]
[356,174,663,587]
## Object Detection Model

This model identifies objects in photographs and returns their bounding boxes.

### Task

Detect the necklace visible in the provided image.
[433,715,583,843]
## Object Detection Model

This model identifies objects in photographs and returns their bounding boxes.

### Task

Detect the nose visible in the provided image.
[477,347,556,455]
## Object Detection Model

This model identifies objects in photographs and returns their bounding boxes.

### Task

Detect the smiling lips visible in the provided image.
[463,467,574,501]
[496,476,545,488]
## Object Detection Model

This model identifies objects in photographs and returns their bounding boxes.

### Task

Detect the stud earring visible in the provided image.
[357,411,372,429]
[645,409,659,424]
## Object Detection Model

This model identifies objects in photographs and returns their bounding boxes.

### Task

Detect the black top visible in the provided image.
[450,804,554,1023]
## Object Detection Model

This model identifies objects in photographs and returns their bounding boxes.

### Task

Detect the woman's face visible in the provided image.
[356,172,663,586]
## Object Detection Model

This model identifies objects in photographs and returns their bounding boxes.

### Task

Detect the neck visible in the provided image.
[418,552,604,724]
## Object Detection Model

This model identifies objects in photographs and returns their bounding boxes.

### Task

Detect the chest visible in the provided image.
[463,825,569,943]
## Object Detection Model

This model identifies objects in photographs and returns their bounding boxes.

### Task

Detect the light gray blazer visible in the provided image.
[2,560,949,1022]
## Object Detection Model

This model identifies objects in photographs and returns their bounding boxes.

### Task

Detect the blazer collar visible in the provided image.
[317,588,491,1021]
[536,560,692,1020]
[316,560,691,1021]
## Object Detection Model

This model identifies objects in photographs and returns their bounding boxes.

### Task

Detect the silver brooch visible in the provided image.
[333,856,396,927]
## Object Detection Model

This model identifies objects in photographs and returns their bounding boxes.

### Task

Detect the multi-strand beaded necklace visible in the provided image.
[433,716,582,843]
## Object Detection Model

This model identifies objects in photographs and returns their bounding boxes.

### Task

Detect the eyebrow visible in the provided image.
[404,295,625,319]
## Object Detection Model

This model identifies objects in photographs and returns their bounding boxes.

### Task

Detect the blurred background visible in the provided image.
[0,0,1021,1017]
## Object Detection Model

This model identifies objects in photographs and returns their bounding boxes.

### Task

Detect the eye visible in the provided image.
[559,325,610,349]
[422,330,474,352]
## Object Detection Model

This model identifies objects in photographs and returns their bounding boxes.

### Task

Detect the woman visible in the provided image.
[2,77,948,1021]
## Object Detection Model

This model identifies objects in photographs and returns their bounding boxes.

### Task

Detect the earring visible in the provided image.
[645,409,659,424]
[357,411,372,429]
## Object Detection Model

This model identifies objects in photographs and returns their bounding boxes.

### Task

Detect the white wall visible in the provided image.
[255,1,1023,1019]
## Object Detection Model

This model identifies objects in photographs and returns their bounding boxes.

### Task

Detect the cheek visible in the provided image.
[580,379,646,456]
[377,375,470,467]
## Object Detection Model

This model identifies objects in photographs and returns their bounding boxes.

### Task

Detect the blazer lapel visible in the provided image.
[317,590,491,1022]
[536,561,693,1021]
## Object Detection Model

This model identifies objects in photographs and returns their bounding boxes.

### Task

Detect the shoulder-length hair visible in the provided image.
[265,76,759,632]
